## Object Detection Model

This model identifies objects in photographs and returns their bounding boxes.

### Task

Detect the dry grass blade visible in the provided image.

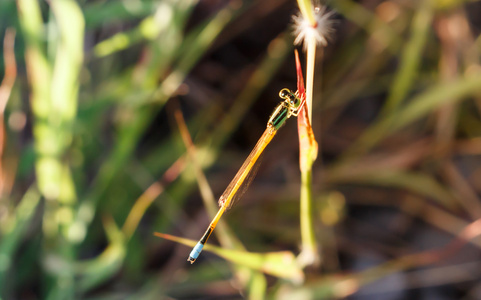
[122,156,186,239]
[0,28,17,196]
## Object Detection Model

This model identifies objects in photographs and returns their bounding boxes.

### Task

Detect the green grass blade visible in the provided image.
[154,233,304,283]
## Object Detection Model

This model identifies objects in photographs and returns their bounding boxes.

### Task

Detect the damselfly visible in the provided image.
[188,88,303,263]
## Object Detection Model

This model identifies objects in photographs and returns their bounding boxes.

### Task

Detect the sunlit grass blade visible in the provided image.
[154,232,304,283]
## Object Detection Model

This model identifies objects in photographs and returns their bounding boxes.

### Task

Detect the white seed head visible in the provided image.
[293,5,335,49]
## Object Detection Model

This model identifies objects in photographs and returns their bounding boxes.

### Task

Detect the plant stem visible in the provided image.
[300,167,318,265]
[294,1,322,266]
[305,36,317,122]
[297,0,316,26]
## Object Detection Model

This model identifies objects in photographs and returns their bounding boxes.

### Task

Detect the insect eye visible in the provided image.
[279,88,290,99]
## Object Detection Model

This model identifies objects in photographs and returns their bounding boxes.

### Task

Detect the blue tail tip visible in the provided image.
[187,243,204,264]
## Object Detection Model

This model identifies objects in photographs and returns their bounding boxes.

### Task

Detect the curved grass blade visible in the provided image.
[154,232,304,283]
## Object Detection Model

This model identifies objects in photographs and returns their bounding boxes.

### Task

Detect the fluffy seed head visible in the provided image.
[293,5,335,49]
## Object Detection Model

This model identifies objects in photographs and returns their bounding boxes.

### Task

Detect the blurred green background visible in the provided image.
[1,0,481,299]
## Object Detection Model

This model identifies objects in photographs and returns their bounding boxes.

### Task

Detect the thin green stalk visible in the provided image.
[299,168,317,263]
[305,36,316,122]
[299,39,319,263]
[294,0,323,266]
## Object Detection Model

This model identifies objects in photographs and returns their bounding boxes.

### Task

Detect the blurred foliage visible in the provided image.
[1,0,481,299]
